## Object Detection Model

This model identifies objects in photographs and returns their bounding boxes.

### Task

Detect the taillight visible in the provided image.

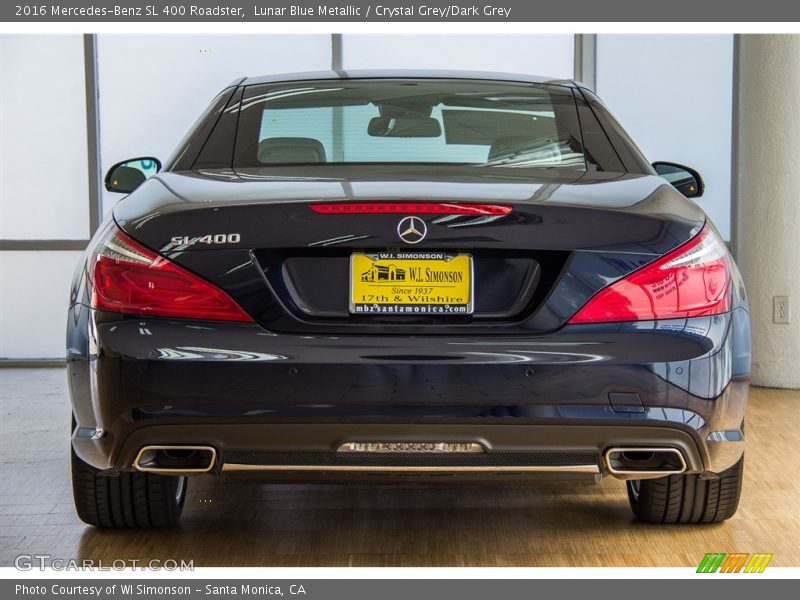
[568,225,732,324]
[89,224,253,322]
[310,202,512,215]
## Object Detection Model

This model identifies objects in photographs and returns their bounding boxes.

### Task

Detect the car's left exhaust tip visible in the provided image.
[133,445,217,475]
[604,447,687,479]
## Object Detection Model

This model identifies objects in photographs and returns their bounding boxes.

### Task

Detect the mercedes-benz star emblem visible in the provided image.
[397,216,427,245]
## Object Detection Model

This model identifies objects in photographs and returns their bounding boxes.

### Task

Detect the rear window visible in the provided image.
[233,80,601,172]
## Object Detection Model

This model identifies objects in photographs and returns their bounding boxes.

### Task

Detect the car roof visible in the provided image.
[236,69,582,88]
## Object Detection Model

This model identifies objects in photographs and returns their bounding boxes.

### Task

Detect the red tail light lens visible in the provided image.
[89,225,253,322]
[310,202,512,215]
[568,225,732,324]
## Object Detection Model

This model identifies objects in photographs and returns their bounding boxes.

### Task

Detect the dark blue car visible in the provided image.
[68,71,749,528]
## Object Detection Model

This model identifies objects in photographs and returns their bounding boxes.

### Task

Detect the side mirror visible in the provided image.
[652,161,704,198]
[105,157,161,193]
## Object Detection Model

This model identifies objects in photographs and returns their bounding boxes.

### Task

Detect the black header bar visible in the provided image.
[4,0,800,22]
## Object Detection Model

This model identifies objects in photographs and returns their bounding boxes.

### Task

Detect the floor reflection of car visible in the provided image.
[68,70,749,528]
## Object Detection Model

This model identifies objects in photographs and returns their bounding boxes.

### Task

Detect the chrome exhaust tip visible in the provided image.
[604,447,687,479]
[133,445,217,475]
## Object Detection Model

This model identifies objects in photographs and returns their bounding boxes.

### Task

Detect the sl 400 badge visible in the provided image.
[170,233,241,246]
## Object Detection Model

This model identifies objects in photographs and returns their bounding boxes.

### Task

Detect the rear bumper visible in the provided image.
[68,308,749,479]
[108,422,710,483]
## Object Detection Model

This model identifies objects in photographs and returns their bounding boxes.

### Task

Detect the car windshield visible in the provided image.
[233,80,594,172]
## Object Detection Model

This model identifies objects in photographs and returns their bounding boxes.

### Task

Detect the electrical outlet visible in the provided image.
[774,296,790,324]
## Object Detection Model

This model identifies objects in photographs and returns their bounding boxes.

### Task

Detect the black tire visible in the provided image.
[71,448,187,528]
[627,455,743,524]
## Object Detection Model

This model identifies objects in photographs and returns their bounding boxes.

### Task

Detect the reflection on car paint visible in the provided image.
[154,346,288,361]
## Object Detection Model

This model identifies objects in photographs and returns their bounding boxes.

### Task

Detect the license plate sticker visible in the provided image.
[350,252,473,315]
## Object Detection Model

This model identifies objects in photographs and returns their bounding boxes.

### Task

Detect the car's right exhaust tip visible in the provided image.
[604,447,687,480]
[133,445,217,475]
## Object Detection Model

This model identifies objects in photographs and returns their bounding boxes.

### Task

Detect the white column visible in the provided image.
[736,34,800,388]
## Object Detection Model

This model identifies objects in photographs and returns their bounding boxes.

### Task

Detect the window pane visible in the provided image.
[235,80,594,172]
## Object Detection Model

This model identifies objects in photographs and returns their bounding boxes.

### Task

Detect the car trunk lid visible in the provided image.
[113,169,704,334]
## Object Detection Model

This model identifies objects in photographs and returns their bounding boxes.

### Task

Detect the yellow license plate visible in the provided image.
[350,252,473,315]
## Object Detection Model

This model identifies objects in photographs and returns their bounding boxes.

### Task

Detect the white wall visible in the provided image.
[596,34,734,240]
[342,34,574,78]
[0,35,89,240]
[0,35,89,360]
[736,35,800,389]
[97,34,332,215]
[0,252,83,358]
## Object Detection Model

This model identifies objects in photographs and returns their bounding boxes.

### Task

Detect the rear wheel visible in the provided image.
[71,448,187,528]
[627,456,743,524]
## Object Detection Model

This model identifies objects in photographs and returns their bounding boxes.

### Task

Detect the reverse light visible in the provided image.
[310,202,513,215]
[568,225,732,324]
[89,224,253,322]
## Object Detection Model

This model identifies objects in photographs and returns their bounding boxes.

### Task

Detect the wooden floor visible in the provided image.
[1,367,799,567]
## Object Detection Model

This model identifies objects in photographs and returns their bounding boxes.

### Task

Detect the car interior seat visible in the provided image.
[258,137,328,163]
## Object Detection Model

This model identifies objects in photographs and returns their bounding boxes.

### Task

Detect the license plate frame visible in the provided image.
[349,252,474,316]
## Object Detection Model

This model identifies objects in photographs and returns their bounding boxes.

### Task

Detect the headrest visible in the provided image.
[258,137,327,164]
